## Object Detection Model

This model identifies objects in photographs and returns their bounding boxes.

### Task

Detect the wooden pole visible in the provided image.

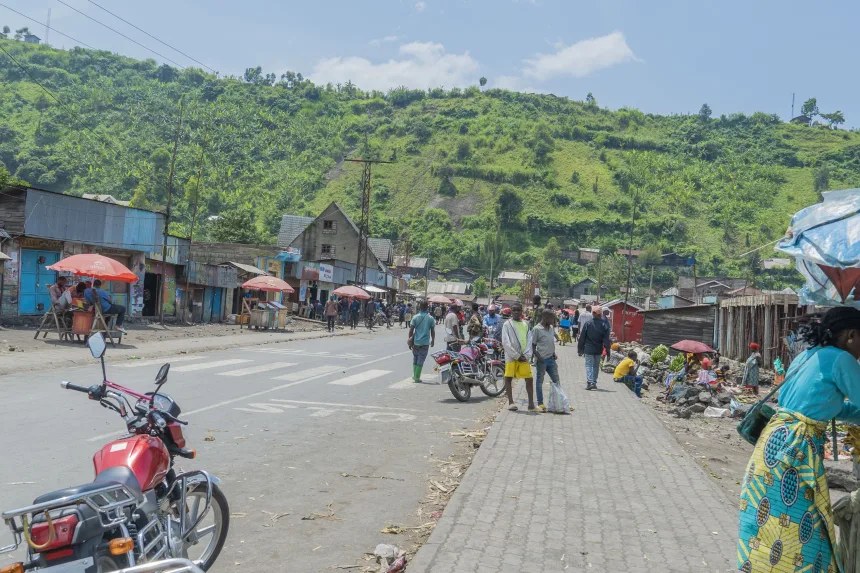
[159,98,184,326]
[621,190,637,342]
[182,123,208,325]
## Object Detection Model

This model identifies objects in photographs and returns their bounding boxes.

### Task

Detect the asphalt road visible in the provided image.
[0,327,499,572]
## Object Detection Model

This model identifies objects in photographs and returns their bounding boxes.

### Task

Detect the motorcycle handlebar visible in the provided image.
[61,381,90,393]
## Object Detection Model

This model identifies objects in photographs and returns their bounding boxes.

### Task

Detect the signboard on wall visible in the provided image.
[267,259,282,277]
[20,238,62,251]
[299,281,308,302]
[319,264,334,282]
[276,248,302,263]
[301,262,319,281]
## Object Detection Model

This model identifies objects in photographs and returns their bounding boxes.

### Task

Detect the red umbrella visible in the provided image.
[670,340,715,354]
[427,294,451,304]
[47,253,138,283]
[332,285,370,299]
[242,275,295,293]
[452,298,464,306]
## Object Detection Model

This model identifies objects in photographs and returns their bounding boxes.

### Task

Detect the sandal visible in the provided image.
[508,404,518,411]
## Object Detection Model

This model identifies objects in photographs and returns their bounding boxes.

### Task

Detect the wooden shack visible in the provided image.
[640,305,717,349]
[718,293,802,366]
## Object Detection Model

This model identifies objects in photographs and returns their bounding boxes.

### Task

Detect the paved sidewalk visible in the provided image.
[411,349,738,573]
[0,327,360,376]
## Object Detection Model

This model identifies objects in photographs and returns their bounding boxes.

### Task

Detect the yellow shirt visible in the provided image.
[614,358,636,379]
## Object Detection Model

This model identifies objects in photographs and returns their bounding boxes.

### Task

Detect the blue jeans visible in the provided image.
[412,345,429,366]
[584,354,601,386]
[535,357,560,405]
[617,375,643,397]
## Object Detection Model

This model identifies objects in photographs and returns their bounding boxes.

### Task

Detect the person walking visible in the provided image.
[577,305,610,390]
[466,303,483,340]
[365,298,376,330]
[434,304,443,325]
[324,296,338,333]
[398,302,406,328]
[444,303,462,350]
[501,303,535,412]
[570,309,580,341]
[339,296,349,325]
[349,298,360,329]
[738,307,860,573]
[741,342,763,395]
[408,300,436,383]
[531,309,561,412]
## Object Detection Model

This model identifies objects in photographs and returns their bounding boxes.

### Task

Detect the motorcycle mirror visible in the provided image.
[155,363,170,385]
[87,332,107,359]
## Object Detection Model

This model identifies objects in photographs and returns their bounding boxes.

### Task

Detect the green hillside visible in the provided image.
[2,38,858,291]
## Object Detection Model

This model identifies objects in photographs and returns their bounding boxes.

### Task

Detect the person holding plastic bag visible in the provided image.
[532,309,571,414]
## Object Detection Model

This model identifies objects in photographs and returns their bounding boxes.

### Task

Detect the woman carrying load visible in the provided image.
[738,307,860,573]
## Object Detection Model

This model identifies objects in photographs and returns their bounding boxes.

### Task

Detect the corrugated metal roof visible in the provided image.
[223,261,269,276]
[498,271,529,281]
[368,238,393,264]
[277,215,314,247]
[427,281,470,294]
[393,255,428,268]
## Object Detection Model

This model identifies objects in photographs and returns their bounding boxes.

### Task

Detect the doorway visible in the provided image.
[19,249,59,315]
[143,272,160,317]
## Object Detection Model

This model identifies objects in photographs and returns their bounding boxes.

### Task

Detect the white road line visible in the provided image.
[271,365,343,381]
[87,350,412,442]
[216,362,296,377]
[328,369,390,386]
[389,377,417,390]
[115,356,206,368]
[172,359,251,372]
[270,399,419,412]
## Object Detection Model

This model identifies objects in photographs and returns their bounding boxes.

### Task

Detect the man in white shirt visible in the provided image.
[444,303,462,351]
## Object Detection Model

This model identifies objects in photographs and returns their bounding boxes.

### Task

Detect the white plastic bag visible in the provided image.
[546,382,571,414]
[704,406,729,418]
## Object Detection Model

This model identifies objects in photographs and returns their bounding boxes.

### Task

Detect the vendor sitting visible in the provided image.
[613,351,643,398]
[696,357,718,387]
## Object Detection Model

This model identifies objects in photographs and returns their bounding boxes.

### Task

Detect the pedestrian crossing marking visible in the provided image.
[271,365,343,381]
[216,362,297,377]
[172,359,251,372]
[328,369,391,386]
[389,377,417,389]
[249,348,368,359]
[116,356,206,368]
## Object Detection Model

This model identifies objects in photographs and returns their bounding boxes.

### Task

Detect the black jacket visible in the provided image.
[577,318,611,356]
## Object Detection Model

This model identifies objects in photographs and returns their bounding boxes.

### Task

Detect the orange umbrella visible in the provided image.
[332,285,370,299]
[242,275,295,293]
[47,253,138,283]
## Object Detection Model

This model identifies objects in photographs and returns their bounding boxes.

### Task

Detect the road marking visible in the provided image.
[272,365,343,381]
[251,349,367,359]
[115,356,206,368]
[328,369,391,386]
[269,399,419,412]
[172,359,251,372]
[235,403,298,413]
[87,350,413,442]
[389,377,417,390]
[306,407,346,418]
[216,362,296,377]
[358,412,416,422]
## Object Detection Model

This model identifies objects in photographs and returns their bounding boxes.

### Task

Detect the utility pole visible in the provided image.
[45,8,51,45]
[345,157,393,288]
[595,254,602,304]
[791,92,795,119]
[621,190,638,343]
[488,253,494,304]
[159,99,184,326]
[424,251,431,300]
[182,124,208,325]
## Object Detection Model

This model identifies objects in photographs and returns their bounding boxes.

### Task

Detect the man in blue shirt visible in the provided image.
[482,305,502,341]
[84,279,127,333]
[349,298,361,329]
[408,300,436,382]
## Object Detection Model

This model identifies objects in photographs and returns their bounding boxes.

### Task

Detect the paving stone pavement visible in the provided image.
[410,348,739,573]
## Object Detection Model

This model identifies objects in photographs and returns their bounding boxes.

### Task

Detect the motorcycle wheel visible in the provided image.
[177,483,230,572]
[448,372,471,402]
[480,365,506,397]
[97,554,121,573]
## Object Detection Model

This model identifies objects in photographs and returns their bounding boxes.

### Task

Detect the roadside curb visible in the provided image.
[0,328,366,377]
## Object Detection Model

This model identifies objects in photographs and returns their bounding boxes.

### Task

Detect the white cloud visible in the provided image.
[492,75,543,94]
[414,1,426,12]
[311,42,479,91]
[523,31,637,80]
[369,35,401,47]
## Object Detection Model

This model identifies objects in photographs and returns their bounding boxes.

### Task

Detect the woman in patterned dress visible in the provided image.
[738,307,860,573]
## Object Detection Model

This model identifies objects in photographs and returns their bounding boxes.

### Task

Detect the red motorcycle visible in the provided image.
[432,337,504,402]
[0,333,229,573]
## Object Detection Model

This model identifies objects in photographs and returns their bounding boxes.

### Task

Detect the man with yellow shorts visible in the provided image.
[501,303,535,411]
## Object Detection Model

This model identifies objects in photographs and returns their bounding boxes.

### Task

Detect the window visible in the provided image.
[321,244,335,257]
[322,220,337,234]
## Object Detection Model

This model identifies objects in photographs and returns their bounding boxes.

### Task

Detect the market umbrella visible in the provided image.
[427,294,451,304]
[775,189,860,308]
[332,285,370,299]
[670,340,715,354]
[451,298,464,306]
[47,253,138,283]
[241,275,295,293]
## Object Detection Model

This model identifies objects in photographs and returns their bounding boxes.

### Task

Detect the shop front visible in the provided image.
[17,237,62,315]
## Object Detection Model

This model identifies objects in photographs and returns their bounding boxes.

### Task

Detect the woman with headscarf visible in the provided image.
[742,342,763,395]
[737,307,860,573]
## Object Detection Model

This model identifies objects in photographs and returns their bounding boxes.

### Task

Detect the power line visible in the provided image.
[55,0,186,69]
[0,4,99,50]
[86,0,217,74]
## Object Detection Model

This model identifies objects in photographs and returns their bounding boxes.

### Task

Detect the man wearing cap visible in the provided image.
[577,305,611,390]
[483,304,502,341]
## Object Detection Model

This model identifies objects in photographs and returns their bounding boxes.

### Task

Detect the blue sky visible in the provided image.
[3,0,858,125]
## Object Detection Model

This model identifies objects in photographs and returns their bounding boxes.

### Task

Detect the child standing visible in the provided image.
[532,309,570,413]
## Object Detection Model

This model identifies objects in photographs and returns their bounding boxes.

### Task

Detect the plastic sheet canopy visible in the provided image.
[775,189,860,308]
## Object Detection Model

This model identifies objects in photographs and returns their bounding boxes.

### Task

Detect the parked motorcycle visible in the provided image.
[432,337,505,402]
[0,333,229,573]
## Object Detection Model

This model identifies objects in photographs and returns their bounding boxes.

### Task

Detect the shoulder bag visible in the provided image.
[736,348,817,445]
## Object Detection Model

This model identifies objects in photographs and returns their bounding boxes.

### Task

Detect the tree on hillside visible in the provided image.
[13,27,29,40]
[585,92,596,107]
[698,103,712,123]
[528,122,555,164]
[481,228,507,292]
[801,98,819,124]
[496,184,523,225]
[479,77,487,88]
[472,276,487,297]
[208,207,265,243]
[0,26,10,39]
[820,111,846,129]
[34,95,50,135]
[813,165,831,199]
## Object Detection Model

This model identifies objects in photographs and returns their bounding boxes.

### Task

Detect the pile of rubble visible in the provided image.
[660,384,747,419]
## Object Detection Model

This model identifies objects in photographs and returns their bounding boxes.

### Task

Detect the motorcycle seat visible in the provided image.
[33,467,142,505]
